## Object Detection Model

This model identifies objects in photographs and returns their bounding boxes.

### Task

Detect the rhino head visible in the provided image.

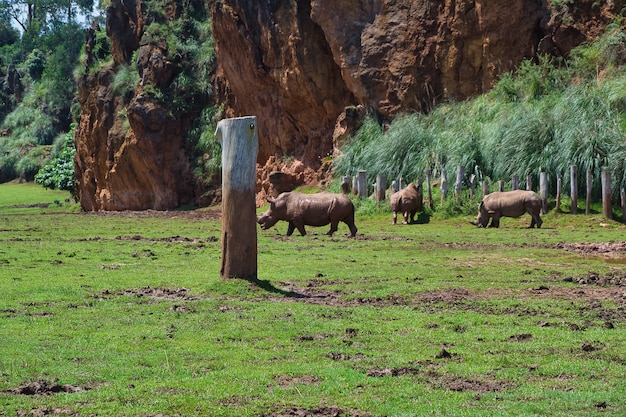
[257,198,280,230]
[470,201,490,227]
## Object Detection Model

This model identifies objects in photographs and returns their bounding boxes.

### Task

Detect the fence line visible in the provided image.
[343,164,624,219]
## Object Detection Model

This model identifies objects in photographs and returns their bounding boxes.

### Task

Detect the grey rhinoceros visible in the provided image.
[257,192,358,237]
[390,183,422,224]
[471,190,543,228]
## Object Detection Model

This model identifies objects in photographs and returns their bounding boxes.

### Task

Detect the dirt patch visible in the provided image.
[79,208,221,221]
[99,286,201,301]
[5,380,86,396]
[260,407,376,417]
[16,408,77,417]
[76,235,218,243]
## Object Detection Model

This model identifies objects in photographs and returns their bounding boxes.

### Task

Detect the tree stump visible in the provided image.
[214,116,258,280]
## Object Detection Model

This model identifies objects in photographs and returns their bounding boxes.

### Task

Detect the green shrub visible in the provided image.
[35,126,76,193]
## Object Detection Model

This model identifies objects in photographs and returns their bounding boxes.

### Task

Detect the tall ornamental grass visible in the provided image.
[334,21,626,199]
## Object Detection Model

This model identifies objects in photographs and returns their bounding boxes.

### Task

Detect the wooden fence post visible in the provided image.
[352,176,358,196]
[440,170,448,203]
[482,180,489,197]
[556,175,562,212]
[622,188,626,221]
[540,171,548,214]
[341,176,351,194]
[526,174,532,191]
[426,171,433,209]
[455,165,464,201]
[586,169,592,215]
[357,170,367,198]
[375,175,386,203]
[570,165,578,214]
[602,167,612,219]
[469,174,476,199]
[511,175,519,190]
[498,180,504,192]
[215,116,258,280]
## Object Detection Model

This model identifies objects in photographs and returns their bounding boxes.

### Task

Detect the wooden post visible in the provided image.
[511,175,519,190]
[540,171,548,214]
[498,180,504,192]
[416,180,424,212]
[375,175,386,203]
[426,171,433,209]
[556,175,562,212]
[215,116,258,280]
[357,170,367,198]
[341,176,351,194]
[570,165,578,214]
[526,174,532,191]
[585,169,592,214]
[352,176,358,196]
[440,170,448,203]
[391,180,398,193]
[454,165,464,201]
[482,180,489,197]
[602,167,612,219]
[621,188,626,221]
[469,174,476,199]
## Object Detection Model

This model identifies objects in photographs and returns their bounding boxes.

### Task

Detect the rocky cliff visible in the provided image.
[75,0,623,210]
[210,0,624,201]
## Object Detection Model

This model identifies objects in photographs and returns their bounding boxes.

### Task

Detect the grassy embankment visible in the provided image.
[0,182,625,416]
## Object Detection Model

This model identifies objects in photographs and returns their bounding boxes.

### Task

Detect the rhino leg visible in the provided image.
[286,222,296,236]
[293,221,307,236]
[489,214,500,228]
[402,212,409,224]
[529,213,542,228]
[392,211,398,225]
[344,213,358,237]
[327,220,339,236]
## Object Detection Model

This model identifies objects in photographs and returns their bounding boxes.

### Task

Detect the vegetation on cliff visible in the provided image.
[0,0,97,183]
[335,20,626,206]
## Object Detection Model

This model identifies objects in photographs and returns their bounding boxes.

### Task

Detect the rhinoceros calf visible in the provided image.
[257,192,358,237]
[472,190,543,228]
[390,183,422,224]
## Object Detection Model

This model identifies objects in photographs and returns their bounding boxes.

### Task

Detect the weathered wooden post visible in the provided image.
[526,174,532,191]
[391,180,399,193]
[440,170,448,203]
[482,180,489,197]
[621,188,626,221]
[570,165,578,214]
[341,175,351,194]
[425,171,433,209]
[497,180,504,192]
[540,171,548,214]
[352,176,359,196]
[454,165,464,201]
[585,169,592,214]
[511,175,519,190]
[375,175,386,203]
[556,175,562,212]
[602,167,612,219]
[469,174,476,199]
[215,116,258,280]
[357,170,367,198]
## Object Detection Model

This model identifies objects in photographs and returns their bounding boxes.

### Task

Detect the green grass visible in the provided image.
[1,183,626,416]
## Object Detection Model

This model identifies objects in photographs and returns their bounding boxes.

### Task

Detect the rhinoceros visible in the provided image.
[471,190,543,228]
[257,192,358,237]
[390,183,422,224]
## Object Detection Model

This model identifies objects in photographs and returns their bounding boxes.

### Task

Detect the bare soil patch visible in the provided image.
[5,380,86,396]
[260,407,376,417]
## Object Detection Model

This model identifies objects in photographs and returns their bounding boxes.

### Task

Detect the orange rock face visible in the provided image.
[75,0,623,210]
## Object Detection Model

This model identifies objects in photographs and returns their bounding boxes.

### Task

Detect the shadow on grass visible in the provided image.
[245,276,307,299]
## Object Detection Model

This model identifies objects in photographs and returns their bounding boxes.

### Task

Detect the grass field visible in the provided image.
[0,182,625,416]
